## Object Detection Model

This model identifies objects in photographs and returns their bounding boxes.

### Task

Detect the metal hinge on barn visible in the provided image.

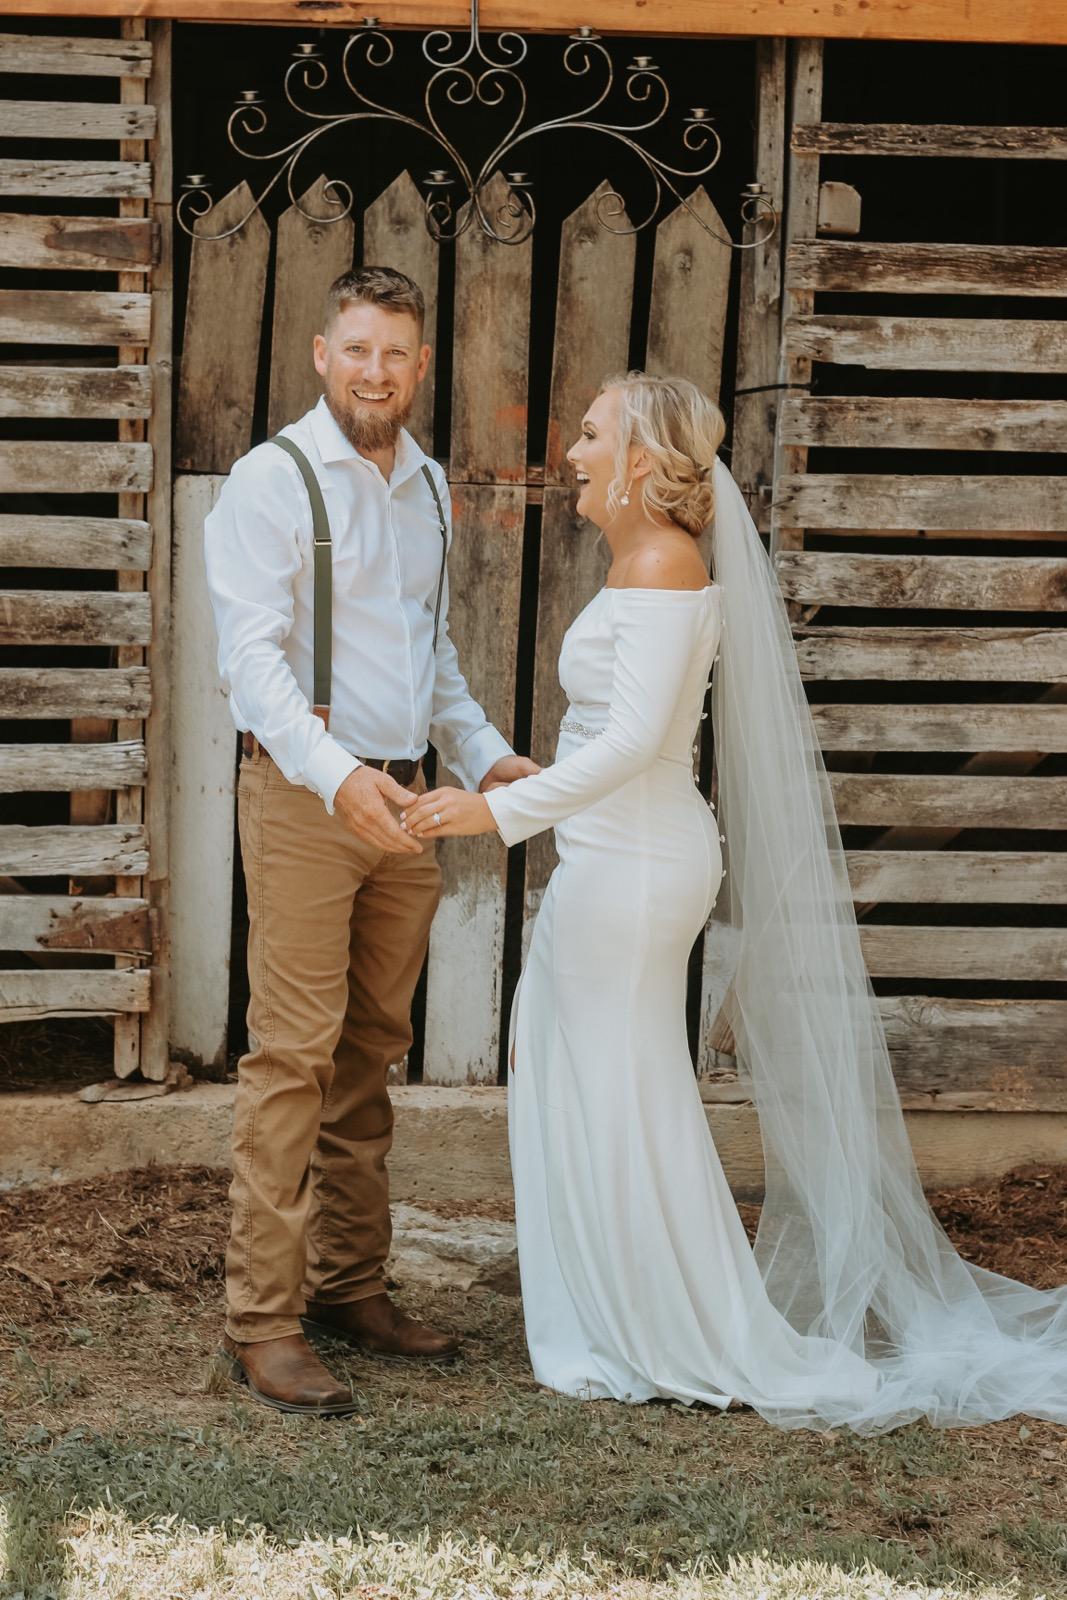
[720,40,1067,1114]
[0,22,173,1080]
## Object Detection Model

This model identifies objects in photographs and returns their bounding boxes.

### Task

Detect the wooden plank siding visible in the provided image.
[0,442,153,495]
[0,895,152,955]
[175,181,269,473]
[0,825,149,877]
[794,627,1064,681]
[0,213,157,272]
[170,474,234,1073]
[0,969,151,1023]
[0,668,151,719]
[707,998,1067,1110]
[0,159,152,198]
[792,124,1067,157]
[879,999,1067,1112]
[845,852,1067,904]
[811,703,1067,753]
[776,553,1067,610]
[0,742,145,791]
[859,926,1067,982]
[778,396,1067,452]
[113,13,155,1077]
[646,187,733,400]
[784,315,1067,373]
[422,171,530,1084]
[525,184,634,933]
[787,241,1067,296]
[776,475,1067,531]
[764,50,1067,1118]
[0,516,152,568]
[0,367,153,421]
[0,99,156,139]
[0,591,151,646]
[0,32,151,75]
[829,774,1066,829]
[0,290,151,346]
[0,25,168,1068]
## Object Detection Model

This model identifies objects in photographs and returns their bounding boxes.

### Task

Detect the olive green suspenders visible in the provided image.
[268,437,448,723]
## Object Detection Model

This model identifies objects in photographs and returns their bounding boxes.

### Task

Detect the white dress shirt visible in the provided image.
[204,397,512,810]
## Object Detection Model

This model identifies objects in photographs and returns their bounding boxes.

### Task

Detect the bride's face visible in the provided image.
[567,388,628,529]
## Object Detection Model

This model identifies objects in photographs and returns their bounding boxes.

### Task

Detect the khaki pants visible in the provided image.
[226,750,441,1343]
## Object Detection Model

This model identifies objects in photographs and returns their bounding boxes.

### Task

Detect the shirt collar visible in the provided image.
[309,396,428,486]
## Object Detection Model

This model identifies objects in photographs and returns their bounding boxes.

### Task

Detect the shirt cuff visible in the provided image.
[303,737,361,814]
[451,726,514,792]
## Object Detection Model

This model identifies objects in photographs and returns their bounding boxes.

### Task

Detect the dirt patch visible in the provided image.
[0,1167,227,1325]
[3,1163,1066,1337]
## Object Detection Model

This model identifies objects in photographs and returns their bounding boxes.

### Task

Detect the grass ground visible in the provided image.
[1,1166,1066,1600]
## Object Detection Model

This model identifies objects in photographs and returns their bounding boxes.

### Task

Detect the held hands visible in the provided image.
[401,755,541,841]
[402,786,496,839]
[479,755,541,790]
[334,766,422,855]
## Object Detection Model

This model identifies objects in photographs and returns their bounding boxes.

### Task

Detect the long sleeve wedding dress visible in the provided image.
[481,460,1067,1434]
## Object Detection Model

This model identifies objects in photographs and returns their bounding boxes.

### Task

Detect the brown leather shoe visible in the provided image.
[302,1293,461,1363]
[219,1332,362,1416]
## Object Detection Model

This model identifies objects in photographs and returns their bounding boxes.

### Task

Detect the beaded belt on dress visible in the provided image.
[560,716,603,740]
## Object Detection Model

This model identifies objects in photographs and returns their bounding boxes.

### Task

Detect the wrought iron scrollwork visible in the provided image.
[177,0,777,248]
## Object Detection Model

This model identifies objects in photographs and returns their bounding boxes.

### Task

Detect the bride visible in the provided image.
[401,372,1067,1434]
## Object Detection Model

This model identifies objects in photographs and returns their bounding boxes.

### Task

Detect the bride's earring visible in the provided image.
[620,478,633,508]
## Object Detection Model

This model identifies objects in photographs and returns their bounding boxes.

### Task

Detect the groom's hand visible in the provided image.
[479,755,541,792]
[334,766,422,855]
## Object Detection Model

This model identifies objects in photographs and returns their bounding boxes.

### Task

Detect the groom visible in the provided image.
[204,265,537,1414]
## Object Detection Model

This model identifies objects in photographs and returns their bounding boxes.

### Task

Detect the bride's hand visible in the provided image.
[401,786,499,839]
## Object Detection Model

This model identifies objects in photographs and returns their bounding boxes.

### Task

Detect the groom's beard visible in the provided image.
[326,390,414,453]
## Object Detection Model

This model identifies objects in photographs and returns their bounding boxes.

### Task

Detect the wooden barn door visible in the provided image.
[749,42,1067,1113]
[0,22,172,1079]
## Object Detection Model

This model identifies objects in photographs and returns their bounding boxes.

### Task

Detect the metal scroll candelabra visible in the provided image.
[177,1,777,248]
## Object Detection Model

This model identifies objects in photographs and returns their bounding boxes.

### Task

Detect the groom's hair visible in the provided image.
[324,267,425,335]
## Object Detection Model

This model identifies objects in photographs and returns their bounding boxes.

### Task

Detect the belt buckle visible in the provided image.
[381,758,392,776]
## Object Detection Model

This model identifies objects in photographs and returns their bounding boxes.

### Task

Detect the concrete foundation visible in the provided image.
[1,1082,1064,1197]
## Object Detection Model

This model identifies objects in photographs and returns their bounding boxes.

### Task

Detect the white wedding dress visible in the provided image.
[484,584,878,1415]
[483,513,1067,1430]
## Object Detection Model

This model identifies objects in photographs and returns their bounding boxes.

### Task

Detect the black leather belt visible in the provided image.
[241,731,421,787]
[360,756,421,786]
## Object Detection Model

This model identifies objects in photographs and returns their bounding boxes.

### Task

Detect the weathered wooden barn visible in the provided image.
[0,0,1064,1179]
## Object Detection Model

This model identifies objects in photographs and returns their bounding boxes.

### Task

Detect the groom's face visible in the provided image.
[314,302,431,452]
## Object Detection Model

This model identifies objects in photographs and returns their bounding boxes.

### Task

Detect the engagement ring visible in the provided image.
[433,812,442,826]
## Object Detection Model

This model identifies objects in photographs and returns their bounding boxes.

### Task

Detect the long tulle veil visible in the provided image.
[708,457,1067,1433]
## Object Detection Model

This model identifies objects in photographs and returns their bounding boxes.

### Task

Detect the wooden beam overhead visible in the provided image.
[0,1,1064,46]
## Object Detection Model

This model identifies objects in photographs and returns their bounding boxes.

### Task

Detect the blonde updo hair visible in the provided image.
[601,371,725,538]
